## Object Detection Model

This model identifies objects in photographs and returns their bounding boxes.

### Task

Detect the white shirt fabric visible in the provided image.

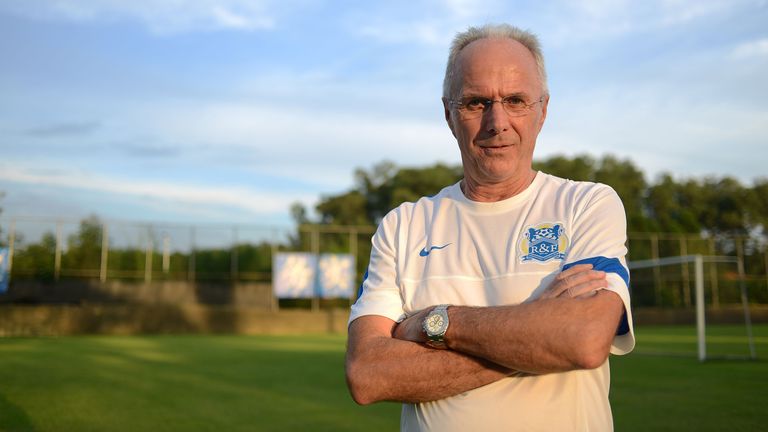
[349,171,636,432]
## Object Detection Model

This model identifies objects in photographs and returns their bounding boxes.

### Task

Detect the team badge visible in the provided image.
[519,222,569,263]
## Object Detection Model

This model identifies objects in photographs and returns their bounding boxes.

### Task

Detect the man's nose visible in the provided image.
[484,101,511,135]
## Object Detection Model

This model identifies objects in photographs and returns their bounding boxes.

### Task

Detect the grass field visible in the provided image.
[0,325,766,431]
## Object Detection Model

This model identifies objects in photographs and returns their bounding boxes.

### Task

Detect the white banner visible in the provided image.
[272,252,355,299]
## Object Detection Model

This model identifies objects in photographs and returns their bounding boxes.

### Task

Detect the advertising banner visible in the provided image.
[272,252,317,298]
[317,253,355,299]
[272,252,355,299]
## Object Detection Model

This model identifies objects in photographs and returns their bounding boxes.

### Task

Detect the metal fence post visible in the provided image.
[100,222,109,282]
[651,234,662,305]
[764,246,768,292]
[679,236,691,307]
[231,226,238,281]
[349,228,358,306]
[270,227,279,312]
[188,226,196,282]
[144,225,153,283]
[7,219,15,283]
[54,221,62,281]
[162,234,170,274]
[311,226,320,312]
[708,237,720,308]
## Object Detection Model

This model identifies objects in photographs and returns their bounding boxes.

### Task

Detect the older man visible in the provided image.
[345,24,634,431]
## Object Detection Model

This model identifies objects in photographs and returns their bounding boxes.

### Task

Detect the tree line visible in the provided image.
[297,155,767,237]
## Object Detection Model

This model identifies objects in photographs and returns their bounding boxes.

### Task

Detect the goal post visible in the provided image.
[628,254,757,362]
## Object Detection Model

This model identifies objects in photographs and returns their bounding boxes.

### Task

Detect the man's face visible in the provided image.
[443,38,548,187]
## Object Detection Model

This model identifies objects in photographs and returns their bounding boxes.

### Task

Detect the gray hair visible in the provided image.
[442,24,548,98]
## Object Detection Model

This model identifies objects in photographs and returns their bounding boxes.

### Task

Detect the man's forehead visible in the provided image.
[453,38,541,93]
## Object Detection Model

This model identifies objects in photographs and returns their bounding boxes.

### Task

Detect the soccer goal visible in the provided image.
[628,254,757,362]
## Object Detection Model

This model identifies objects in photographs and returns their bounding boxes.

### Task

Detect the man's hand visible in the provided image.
[538,264,607,300]
[392,308,430,343]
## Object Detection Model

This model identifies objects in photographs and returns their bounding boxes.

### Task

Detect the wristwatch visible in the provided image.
[423,304,450,349]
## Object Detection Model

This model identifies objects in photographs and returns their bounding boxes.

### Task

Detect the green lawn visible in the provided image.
[0,326,766,431]
[612,325,768,431]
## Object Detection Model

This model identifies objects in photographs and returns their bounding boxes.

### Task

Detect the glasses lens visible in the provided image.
[501,97,528,117]
[454,96,540,119]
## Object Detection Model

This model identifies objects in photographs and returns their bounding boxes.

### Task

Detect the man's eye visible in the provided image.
[502,96,526,107]
[464,98,488,109]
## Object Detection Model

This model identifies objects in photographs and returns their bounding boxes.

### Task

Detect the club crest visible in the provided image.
[519,222,569,263]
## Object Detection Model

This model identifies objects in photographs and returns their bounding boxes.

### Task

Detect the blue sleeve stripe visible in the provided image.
[356,269,369,301]
[562,256,631,336]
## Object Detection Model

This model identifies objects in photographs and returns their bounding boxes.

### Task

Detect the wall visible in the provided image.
[0,305,350,336]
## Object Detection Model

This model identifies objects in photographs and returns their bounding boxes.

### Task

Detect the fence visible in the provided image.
[2,217,767,308]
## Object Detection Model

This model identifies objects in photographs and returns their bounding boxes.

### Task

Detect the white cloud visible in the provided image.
[113,98,454,169]
[351,0,506,46]
[0,0,282,34]
[540,85,768,182]
[0,165,315,216]
[731,38,768,59]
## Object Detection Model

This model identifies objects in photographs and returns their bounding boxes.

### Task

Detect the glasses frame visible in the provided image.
[448,95,546,120]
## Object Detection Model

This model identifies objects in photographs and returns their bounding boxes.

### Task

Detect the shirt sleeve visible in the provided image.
[563,185,635,355]
[348,211,406,325]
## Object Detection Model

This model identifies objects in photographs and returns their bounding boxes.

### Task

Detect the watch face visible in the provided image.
[426,314,444,334]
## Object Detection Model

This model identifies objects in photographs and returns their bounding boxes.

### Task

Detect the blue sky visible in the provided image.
[1,0,767,230]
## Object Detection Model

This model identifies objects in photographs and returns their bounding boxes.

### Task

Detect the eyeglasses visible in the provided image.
[448,95,545,119]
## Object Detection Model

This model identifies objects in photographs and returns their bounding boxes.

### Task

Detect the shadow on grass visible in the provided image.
[0,392,36,431]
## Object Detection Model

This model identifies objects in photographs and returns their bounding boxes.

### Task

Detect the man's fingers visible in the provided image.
[546,267,607,299]
[541,264,611,300]
[555,263,593,281]
[562,277,608,298]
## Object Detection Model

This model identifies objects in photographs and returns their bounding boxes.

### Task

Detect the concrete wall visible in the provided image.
[1,279,274,308]
[0,280,353,336]
[0,305,350,336]
[1,304,766,337]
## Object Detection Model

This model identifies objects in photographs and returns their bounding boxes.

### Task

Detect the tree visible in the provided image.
[63,215,104,272]
[315,162,463,226]
[11,232,56,281]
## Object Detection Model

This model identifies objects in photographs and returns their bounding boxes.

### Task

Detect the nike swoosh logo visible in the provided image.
[419,243,451,257]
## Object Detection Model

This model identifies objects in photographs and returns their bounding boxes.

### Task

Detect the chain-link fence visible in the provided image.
[2,217,767,307]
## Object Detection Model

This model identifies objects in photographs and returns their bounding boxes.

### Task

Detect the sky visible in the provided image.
[1,0,767,232]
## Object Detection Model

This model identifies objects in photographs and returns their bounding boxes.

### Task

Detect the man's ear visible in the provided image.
[442,97,457,138]
[537,94,550,133]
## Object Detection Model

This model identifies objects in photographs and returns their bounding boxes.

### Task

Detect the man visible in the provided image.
[345,23,634,431]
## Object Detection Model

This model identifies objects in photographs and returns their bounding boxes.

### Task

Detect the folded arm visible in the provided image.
[442,289,624,373]
[345,264,623,404]
[392,264,623,373]
[346,314,512,405]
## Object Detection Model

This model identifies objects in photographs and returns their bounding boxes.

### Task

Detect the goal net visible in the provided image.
[628,255,757,361]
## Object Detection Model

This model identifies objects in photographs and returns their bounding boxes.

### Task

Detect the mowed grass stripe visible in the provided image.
[0,325,766,431]
[0,335,399,432]
[633,324,766,357]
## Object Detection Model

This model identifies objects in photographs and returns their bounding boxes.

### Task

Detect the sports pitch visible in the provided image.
[0,325,766,431]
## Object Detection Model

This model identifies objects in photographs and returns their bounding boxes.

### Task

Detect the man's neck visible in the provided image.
[460,170,537,202]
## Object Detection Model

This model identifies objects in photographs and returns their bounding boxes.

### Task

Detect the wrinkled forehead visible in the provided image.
[451,38,543,96]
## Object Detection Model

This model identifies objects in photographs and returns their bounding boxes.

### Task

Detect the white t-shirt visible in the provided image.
[349,172,635,432]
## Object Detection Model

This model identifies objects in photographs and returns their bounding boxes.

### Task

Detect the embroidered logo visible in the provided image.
[419,243,451,257]
[519,222,569,263]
